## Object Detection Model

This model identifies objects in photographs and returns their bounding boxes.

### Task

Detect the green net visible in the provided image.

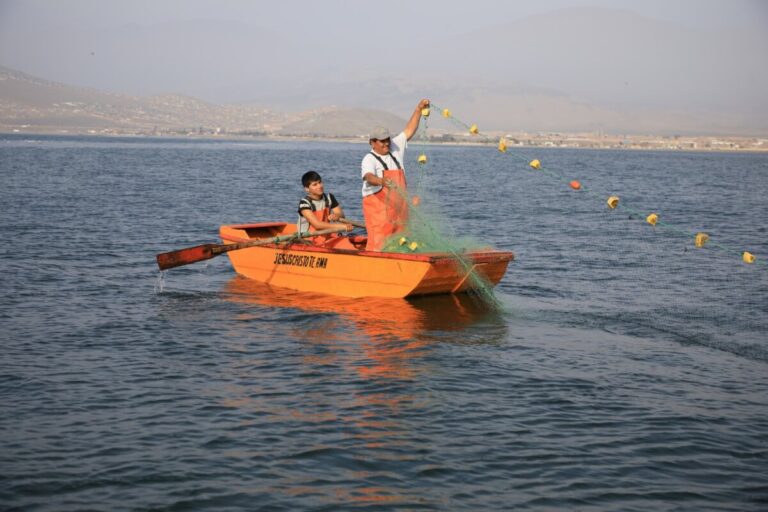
[374,139,503,309]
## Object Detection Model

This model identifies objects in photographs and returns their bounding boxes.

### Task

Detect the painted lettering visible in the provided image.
[273,252,329,269]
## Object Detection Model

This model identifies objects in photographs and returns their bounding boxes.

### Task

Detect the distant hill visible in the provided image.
[2,7,767,136]
[276,107,405,138]
[410,7,768,136]
[0,65,405,137]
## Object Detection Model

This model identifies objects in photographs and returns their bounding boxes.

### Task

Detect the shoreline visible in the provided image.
[2,128,767,153]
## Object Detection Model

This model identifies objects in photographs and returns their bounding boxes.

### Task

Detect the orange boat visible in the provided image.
[219,222,513,298]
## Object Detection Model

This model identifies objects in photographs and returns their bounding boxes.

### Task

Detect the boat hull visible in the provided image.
[220,223,513,298]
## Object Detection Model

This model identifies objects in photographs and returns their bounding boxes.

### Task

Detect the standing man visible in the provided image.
[361,98,430,251]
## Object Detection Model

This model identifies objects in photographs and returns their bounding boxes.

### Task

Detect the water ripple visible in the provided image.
[1,137,767,511]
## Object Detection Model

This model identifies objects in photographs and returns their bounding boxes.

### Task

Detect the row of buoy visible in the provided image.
[424,105,481,137]
[417,107,479,163]
[413,105,758,265]
[521,156,757,264]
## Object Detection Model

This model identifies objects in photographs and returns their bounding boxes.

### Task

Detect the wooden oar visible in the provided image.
[157,225,349,271]
[340,218,367,229]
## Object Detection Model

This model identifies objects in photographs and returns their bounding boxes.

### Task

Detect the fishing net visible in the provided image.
[374,143,503,309]
[380,104,768,361]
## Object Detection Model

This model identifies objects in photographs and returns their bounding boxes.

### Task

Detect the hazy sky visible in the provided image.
[1,0,767,133]
[2,0,765,35]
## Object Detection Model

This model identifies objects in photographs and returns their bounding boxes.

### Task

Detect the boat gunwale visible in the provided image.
[220,223,514,264]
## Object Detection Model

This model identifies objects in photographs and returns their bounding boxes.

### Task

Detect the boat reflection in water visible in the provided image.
[222,276,508,380]
[220,277,509,507]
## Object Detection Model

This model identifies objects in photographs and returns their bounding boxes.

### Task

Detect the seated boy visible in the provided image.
[297,171,352,236]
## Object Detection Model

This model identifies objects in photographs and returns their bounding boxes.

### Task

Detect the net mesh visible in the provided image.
[376,160,503,309]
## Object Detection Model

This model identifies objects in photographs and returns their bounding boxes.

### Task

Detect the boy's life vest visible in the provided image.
[362,152,408,251]
[297,192,339,242]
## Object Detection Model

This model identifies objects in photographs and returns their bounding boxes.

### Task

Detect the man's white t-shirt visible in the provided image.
[360,131,407,197]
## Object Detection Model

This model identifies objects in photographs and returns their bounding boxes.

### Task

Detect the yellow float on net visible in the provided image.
[409,241,419,251]
[646,213,659,226]
[469,124,479,135]
[498,138,507,153]
[695,232,709,248]
[421,107,430,117]
[442,109,451,118]
[398,237,408,246]
[743,251,756,264]
[607,196,620,209]
[529,159,541,169]
[417,154,427,164]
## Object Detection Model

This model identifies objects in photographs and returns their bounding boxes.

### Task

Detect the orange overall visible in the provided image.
[362,153,408,251]
[302,194,335,244]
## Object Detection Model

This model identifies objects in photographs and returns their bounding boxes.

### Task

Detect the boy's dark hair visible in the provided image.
[302,171,322,187]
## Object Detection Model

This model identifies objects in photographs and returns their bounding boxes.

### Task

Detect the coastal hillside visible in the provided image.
[0,66,404,137]
[1,65,766,151]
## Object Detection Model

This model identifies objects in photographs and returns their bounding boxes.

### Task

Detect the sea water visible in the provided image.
[1,134,767,510]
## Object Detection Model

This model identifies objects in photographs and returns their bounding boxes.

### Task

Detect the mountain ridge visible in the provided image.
[0,65,407,138]
[3,6,768,136]
[1,63,766,140]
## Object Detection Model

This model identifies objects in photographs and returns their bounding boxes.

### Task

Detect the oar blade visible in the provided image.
[156,244,218,270]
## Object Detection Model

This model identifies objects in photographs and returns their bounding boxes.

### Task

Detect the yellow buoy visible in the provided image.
[498,138,507,153]
[529,159,541,169]
[743,251,755,264]
[417,154,427,164]
[569,180,581,190]
[469,124,479,135]
[398,237,408,246]
[409,241,419,251]
[695,232,709,248]
[442,109,451,118]
[646,213,659,226]
[421,107,430,117]
[607,196,620,209]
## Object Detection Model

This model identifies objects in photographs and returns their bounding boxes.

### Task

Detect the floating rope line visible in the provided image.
[412,106,431,193]
[427,103,762,268]
[431,103,483,139]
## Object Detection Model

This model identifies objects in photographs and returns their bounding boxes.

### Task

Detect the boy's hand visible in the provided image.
[333,223,352,232]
